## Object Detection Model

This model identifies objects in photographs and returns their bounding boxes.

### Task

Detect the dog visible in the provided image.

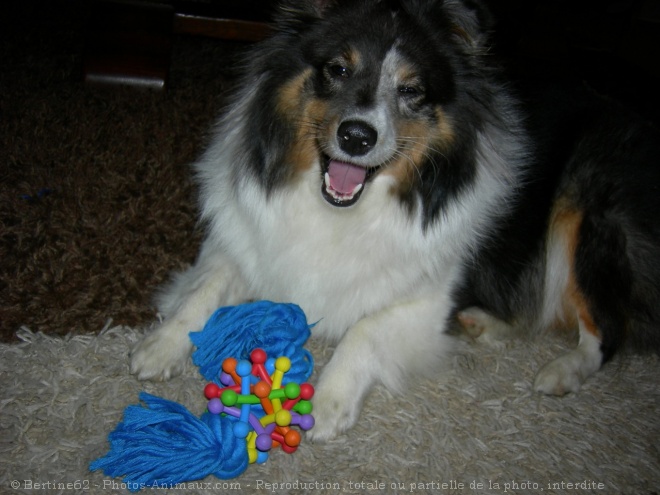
[130,0,660,441]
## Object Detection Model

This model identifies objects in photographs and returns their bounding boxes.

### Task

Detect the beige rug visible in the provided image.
[1,324,658,494]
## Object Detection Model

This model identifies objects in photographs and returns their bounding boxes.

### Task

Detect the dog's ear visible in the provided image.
[440,0,493,50]
[275,0,339,32]
[311,0,339,14]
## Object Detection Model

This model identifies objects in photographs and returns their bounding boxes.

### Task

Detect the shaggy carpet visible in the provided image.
[1,325,659,494]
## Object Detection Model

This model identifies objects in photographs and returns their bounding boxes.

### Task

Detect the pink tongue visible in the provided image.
[327,160,367,194]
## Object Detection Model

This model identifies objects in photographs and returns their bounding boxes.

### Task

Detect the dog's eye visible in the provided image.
[398,85,423,98]
[328,64,351,79]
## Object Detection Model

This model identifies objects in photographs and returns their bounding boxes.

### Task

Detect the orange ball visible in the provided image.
[222,357,237,373]
[254,381,271,398]
[284,430,301,447]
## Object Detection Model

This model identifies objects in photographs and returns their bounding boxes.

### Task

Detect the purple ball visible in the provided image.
[256,433,272,451]
[220,372,233,386]
[299,414,315,431]
[207,398,223,415]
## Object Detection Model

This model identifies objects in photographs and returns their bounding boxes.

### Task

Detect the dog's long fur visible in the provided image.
[131,0,660,440]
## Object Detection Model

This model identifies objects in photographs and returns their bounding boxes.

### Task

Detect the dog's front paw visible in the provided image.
[457,307,514,343]
[130,325,193,381]
[307,376,364,442]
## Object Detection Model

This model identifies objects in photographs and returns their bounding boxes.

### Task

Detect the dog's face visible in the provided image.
[310,37,456,208]
[254,0,492,216]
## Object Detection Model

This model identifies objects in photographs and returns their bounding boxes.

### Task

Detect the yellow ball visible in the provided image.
[275,409,292,427]
[275,357,291,372]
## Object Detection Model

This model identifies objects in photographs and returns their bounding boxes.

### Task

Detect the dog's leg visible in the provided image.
[534,212,630,395]
[457,306,515,343]
[309,292,453,441]
[534,318,603,395]
[130,246,249,381]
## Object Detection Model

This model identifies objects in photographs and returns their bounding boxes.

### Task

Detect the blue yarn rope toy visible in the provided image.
[90,301,315,491]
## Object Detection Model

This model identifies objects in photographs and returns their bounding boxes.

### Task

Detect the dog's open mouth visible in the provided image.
[321,157,380,207]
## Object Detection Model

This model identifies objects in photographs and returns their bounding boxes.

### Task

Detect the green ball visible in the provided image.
[295,400,312,415]
[284,382,301,399]
[221,389,238,406]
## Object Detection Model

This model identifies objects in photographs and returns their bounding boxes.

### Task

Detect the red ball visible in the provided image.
[250,348,267,364]
[299,383,314,400]
[281,443,298,454]
[204,383,221,399]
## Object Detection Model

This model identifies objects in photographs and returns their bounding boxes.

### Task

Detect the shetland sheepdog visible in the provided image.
[130,0,660,440]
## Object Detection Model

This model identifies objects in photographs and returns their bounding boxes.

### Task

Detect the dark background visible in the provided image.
[1,0,658,341]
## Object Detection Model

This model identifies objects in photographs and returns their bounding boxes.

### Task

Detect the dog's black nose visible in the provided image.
[337,120,378,156]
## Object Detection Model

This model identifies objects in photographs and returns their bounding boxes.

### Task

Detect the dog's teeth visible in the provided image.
[324,171,363,202]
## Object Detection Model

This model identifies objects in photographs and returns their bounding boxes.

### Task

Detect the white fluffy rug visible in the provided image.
[1,324,658,495]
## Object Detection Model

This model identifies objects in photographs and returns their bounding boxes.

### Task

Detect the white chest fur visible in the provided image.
[204,165,460,340]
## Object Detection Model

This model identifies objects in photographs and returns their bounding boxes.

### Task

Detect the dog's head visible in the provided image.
[246,0,495,217]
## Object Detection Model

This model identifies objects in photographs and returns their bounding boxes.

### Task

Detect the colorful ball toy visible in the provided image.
[203,349,315,464]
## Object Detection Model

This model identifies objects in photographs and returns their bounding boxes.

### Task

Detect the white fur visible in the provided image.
[534,324,603,395]
[130,69,526,438]
[539,216,574,332]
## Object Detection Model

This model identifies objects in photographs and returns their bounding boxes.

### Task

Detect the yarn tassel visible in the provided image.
[191,301,315,384]
[90,393,248,491]
[91,301,315,490]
